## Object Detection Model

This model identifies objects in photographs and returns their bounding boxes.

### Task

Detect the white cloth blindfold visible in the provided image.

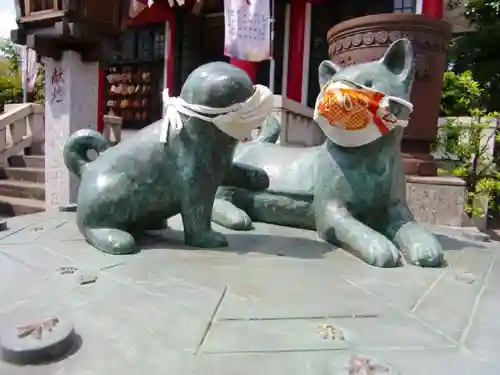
[160,84,274,143]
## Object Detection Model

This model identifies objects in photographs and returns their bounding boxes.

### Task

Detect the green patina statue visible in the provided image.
[63,62,272,255]
[212,39,444,268]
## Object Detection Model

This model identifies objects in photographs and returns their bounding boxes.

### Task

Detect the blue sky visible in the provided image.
[0,0,17,39]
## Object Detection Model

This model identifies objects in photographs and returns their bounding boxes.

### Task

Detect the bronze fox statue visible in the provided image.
[212,39,444,268]
[63,62,271,255]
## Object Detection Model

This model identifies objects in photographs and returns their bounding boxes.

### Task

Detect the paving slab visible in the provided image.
[0,212,499,374]
[201,313,454,354]
[462,250,500,362]
[411,247,494,341]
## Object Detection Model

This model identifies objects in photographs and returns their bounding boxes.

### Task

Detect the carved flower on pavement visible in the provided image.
[16,317,60,340]
[347,356,390,375]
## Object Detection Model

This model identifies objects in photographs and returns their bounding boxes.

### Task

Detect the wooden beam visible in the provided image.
[79,42,102,62]
[10,28,26,45]
[26,34,62,60]
[68,21,120,40]
[24,0,31,15]
[54,18,72,36]
[19,10,66,23]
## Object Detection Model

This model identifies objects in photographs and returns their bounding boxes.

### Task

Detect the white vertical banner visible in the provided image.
[224,0,272,62]
[128,0,152,18]
[19,45,40,94]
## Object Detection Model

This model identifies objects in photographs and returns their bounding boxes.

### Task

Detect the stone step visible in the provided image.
[0,167,45,183]
[0,180,45,201]
[9,155,45,169]
[0,196,45,216]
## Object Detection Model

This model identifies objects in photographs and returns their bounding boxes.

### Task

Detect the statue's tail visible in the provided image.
[255,116,281,143]
[63,129,110,178]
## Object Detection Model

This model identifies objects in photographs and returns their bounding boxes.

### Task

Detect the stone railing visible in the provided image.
[271,95,325,147]
[0,103,45,164]
[434,117,498,163]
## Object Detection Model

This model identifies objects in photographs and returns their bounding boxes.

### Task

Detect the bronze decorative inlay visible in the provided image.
[318,324,346,340]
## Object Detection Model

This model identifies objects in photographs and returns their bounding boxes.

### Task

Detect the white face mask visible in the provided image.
[313,79,413,147]
[160,84,274,142]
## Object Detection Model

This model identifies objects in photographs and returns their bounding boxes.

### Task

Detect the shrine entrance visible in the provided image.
[185,0,285,91]
[103,24,167,130]
[100,0,286,131]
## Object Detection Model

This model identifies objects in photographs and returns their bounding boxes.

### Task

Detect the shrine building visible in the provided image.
[99,0,445,132]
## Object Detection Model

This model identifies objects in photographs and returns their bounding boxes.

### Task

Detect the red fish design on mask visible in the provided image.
[317,86,396,135]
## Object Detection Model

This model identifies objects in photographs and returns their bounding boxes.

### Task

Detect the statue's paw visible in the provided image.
[212,199,253,230]
[318,224,401,267]
[406,236,444,268]
[394,222,444,267]
[83,227,139,255]
[187,229,228,248]
[352,234,401,268]
[406,241,444,267]
[222,210,253,230]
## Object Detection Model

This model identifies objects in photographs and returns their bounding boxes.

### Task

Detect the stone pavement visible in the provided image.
[0,211,500,374]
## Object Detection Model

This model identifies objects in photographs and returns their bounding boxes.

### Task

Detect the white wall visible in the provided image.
[433,116,498,161]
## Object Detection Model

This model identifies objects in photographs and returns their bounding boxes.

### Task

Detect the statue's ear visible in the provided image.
[318,60,341,89]
[380,38,414,82]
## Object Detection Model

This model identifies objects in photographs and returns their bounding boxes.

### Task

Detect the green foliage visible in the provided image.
[0,38,44,106]
[440,5,500,217]
[448,0,500,111]
[436,107,500,217]
[33,65,45,104]
[463,0,500,25]
[440,71,483,116]
[0,60,22,105]
[0,38,20,72]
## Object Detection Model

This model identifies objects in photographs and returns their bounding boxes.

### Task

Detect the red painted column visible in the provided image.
[422,0,443,18]
[230,57,259,83]
[97,68,105,133]
[286,0,306,102]
[165,16,176,93]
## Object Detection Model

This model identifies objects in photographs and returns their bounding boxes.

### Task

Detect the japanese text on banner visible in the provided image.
[224,0,271,62]
[19,46,40,93]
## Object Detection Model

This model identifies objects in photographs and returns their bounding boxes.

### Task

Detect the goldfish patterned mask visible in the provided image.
[313,79,413,147]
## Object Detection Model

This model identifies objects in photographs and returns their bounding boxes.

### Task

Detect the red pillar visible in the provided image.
[166,16,176,93]
[230,57,259,83]
[97,68,105,133]
[286,0,306,102]
[422,0,443,18]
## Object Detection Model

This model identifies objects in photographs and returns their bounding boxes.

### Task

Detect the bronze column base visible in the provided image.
[401,139,437,176]
[402,154,437,176]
